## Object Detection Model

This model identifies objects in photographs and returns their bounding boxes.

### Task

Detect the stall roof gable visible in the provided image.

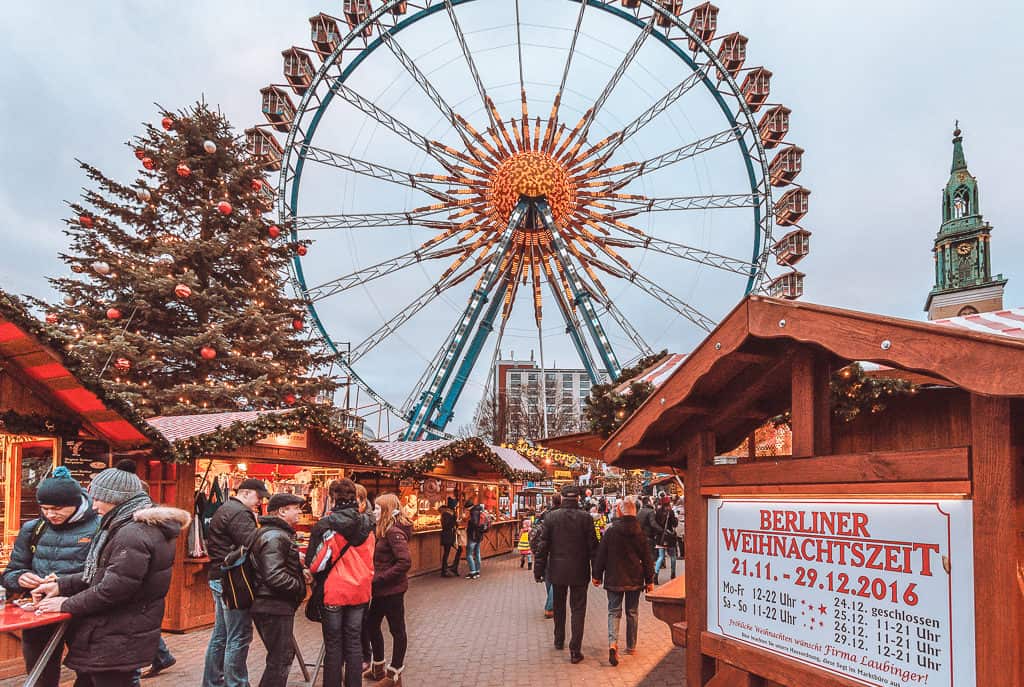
[603,296,1024,466]
[372,438,542,480]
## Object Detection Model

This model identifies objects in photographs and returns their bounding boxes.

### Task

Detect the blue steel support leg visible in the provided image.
[544,265,602,386]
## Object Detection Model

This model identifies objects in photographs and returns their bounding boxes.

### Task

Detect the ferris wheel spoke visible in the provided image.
[442,0,499,133]
[596,297,654,357]
[596,227,756,277]
[598,192,758,218]
[540,254,602,383]
[294,207,461,231]
[303,146,458,203]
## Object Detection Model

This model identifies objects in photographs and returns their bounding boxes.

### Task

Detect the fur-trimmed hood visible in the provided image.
[133,506,191,539]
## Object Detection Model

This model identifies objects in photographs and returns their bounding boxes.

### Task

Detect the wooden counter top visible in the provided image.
[647,574,687,647]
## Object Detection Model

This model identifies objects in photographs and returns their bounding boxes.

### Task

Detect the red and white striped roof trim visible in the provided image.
[931,307,1024,339]
[147,409,294,443]
[613,353,687,394]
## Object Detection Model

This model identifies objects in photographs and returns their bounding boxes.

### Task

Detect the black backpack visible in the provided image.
[221,541,259,610]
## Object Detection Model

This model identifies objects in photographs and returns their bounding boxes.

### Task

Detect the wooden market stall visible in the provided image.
[603,295,1023,687]
[142,406,384,632]
[0,293,153,678]
[372,438,543,576]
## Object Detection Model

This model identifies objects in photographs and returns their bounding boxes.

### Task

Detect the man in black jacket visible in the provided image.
[636,496,658,572]
[203,478,269,687]
[439,498,457,577]
[251,494,308,687]
[534,484,598,664]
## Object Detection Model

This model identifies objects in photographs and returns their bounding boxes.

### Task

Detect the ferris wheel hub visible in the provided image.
[488,151,577,226]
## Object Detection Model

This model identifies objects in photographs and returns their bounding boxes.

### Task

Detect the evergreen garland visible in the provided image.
[584,350,668,438]
[0,411,81,439]
[392,437,544,482]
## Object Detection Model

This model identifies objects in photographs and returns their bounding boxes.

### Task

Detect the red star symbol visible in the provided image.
[818,604,827,615]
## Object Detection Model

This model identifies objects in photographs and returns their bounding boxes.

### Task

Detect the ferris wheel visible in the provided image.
[246,0,811,440]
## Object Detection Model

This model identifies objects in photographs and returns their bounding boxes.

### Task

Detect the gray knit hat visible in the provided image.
[89,459,144,505]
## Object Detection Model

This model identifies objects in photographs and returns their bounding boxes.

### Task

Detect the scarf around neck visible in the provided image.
[83,493,152,584]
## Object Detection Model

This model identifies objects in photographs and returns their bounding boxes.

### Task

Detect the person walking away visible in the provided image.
[364,494,412,686]
[653,495,678,582]
[439,498,457,577]
[2,467,99,687]
[516,517,533,569]
[636,496,657,575]
[529,493,560,619]
[591,496,654,666]
[308,479,375,687]
[250,494,307,687]
[33,461,190,686]
[534,484,598,664]
[203,478,270,687]
[464,499,484,579]
[672,496,686,562]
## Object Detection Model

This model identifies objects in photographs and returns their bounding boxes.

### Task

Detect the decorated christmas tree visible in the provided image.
[35,102,336,416]
[584,350,668,437]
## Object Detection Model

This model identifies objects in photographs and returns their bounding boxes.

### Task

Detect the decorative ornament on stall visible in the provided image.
[199,346,217,360]
[296,244,307,257]
[134,149,146,161]
[91,261,111,275]
[106,307,122,320]
[136,188,151,202]
[250,179,263,192]
[79,214,94,229]
[174,283,192,299]
[45,313,58,325]
[268,225,281,239]
[114,358,131,372]
[161,117,174,131]
[142,157,155,170]
[216,201,232,215]
[176,163,191,178]
[62,295,75,306]
[203,140,218,154]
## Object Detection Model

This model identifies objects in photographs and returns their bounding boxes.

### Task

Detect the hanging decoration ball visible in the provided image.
[134,148,146,160]
[216,201,233,215]
[176,163,191,178]
[136,188,151,202]
[79,214,94,228]
[268,225,281,239]
[296,245,308,257]
[203,140,218,154]
[200,346,217,360]
[91,261,111,275]
[142,157,156,170]
[71,264,85,274]
[284,393,297,406]
[261,350,274,360]
[292,318,304,331]
[62,295,75,306]
[251,179,263,192]
[161,117,174,131]
[114,358,131,372]
[45,313,58,325]
[174,283,192,299]
[106,307,122,320]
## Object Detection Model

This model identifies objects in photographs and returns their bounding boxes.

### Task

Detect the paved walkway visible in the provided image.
[5,553,686,686]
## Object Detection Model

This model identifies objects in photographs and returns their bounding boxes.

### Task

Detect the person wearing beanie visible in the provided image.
[34,460,191,686]
[2,466,98,687]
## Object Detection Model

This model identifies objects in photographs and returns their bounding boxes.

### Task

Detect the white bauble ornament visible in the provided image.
[136,188,151,202]
[62,295,75,306]
[91,261,110,275]
[203,140,217,154]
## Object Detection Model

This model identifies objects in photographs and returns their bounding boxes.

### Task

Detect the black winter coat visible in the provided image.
[372,521,412,598]
[206,497,259,580]
[653,506,678,547]
[637,506,657,546]
[251,516,306,615]
[467,505,485,543]
[2,495,98,593]
[534,497,598,586]
[439,507,456,547]
[591,516,654,591]
[59,505,190,674]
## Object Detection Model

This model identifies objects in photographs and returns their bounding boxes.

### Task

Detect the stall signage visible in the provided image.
[60,439,109,486]
[707,498,975,687]
[255,431,308,449]
[553,470,572,480]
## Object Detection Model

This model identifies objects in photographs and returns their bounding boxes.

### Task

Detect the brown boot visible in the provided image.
[362,660,385,681]
[378,665,404,687]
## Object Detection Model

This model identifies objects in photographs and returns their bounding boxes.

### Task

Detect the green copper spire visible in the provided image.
[950,121,967,172]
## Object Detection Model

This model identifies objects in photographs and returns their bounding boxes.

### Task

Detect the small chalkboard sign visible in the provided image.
[60,439,110,486]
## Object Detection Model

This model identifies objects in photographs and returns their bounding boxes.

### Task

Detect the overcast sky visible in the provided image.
[2,1,1022,428]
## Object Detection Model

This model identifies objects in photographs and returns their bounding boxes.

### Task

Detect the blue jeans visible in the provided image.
[607,590,641,649]
[466,541,482,574]
[655,546,677,580]
[202,579,253,687]
[544,580,554,612]
[322,604,366,687]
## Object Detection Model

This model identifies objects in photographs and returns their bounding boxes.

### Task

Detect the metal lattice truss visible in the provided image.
[256,0,806,438]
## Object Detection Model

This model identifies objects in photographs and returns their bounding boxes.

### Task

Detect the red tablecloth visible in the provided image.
[0,604,70,632]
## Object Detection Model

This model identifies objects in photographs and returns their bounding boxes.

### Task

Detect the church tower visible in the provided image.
[924,125,1006,319]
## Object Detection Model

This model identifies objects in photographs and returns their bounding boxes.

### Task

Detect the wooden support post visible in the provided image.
[969,395,1021,687]
[790,348,830,458]
[685,429,716,687]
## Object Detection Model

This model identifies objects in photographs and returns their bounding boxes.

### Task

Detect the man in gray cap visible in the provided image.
[203,478,270,687]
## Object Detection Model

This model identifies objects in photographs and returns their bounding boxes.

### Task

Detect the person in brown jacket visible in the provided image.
[362,493,412,686]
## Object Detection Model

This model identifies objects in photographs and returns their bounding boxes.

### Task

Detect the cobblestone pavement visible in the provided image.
[5,553,686,686]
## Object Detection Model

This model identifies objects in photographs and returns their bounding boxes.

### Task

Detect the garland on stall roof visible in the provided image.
[395,437,544,482]
[157,404,385,465]
[0,411,82,438]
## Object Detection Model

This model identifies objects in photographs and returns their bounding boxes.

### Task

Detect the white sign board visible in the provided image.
[707,498,975,687]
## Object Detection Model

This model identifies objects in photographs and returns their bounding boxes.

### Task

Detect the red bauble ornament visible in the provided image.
[200,346,217,360]
[114,358,131,372]
[142,157,156,170]
[176,163,191,178]
[268,225,281,239]
[134,148,146,160]
[106,308,122,320]
[79,214,93,228]
[284,393,297,406]
[216,201,233,215]
[292,318,304,331]
[174,283,192,299]
[45,313,58,325]
[296,245,308,256]
[161,117,173,131]
[251,179,263,192]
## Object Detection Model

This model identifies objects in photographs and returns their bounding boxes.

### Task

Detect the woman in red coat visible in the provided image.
[362,493,412,686]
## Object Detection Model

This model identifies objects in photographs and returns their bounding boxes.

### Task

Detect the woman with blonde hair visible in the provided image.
[361,493,412,686]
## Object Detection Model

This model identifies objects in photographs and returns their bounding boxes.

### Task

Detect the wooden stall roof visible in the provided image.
[0,293,154,448]
[603,296,1024,467]
[535,431,606,460]
[373,437,543,481]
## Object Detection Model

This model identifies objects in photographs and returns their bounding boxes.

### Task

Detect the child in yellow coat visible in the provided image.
[517,517,533,570]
